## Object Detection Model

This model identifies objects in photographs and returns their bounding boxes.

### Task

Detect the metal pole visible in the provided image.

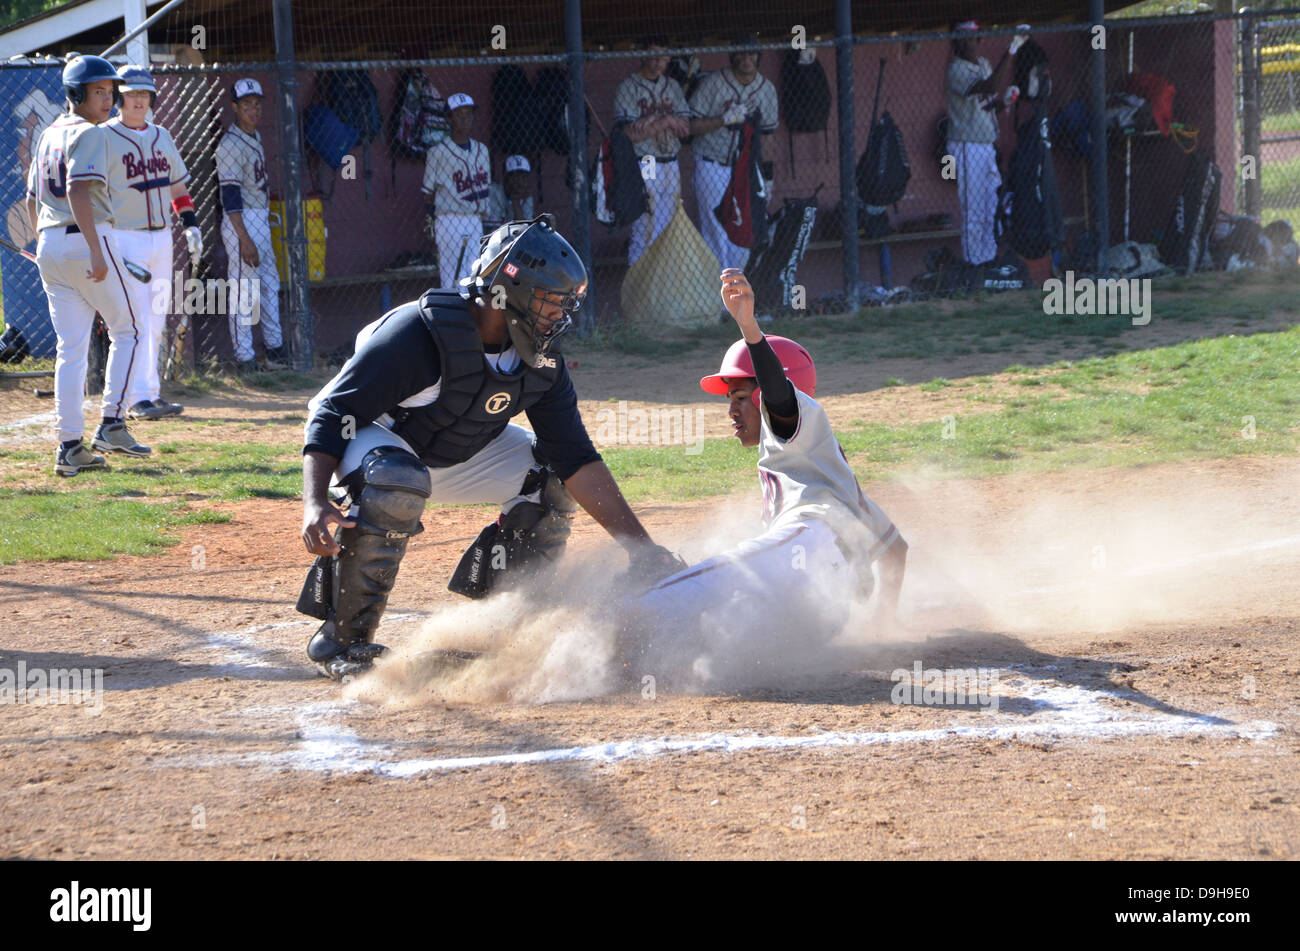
[273,0,311,369]
[1241,10,1262,218]
[564,0,593,334]
[1088,0,1110,275]
[100,0,188,57]
[835,0,859,311]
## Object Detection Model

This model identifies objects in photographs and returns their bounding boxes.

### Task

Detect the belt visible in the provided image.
[699,157,726,165]
[648,155,678,163]
[145,226,167,232]
[65,225,80,234]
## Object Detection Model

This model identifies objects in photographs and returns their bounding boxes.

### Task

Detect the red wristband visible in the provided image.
[171,194,195,216]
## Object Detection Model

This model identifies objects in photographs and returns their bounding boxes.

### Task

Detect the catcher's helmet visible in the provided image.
[63,55,121,107]
[116,65,157,107]
[461,215,587,367]
[700,335,816,406]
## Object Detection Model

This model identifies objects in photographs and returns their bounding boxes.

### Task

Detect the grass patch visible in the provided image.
[0,439,301,562]
[0,492,230,564]
[598,326,1300,495]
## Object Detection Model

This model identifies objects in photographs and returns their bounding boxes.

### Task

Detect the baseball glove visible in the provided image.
[619,542,689,593]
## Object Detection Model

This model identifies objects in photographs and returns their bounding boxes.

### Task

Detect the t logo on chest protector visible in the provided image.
[484,392,512,414]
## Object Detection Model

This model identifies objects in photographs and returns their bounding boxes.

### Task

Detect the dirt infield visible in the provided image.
[1,443,1296,859]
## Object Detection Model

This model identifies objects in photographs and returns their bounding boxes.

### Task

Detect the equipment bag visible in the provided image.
[322,70,381,144]
[533,66,571,156]
[1125,72,1175,136]
[780,49,832,177]
[715,116,769,250]
[320,69,382,199]
[492,65,539,157]
[747,185,822,313]
[996,101,1064,260]
[1159,154,1222,273]
[304,104,358,169]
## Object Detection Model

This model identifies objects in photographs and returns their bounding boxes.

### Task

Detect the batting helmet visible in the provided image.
[700,335,817,405]
[116,65,157,107]
[461,215,588,367]
[63,55,121,106]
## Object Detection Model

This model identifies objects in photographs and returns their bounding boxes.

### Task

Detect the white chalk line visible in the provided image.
[172,535,1292,775]
[196,611,435,676]
[181,670,1277,778]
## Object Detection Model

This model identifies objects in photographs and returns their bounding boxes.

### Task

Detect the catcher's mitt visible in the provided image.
[619,543,689,594]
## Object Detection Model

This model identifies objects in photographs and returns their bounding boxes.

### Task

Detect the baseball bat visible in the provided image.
[166,246,199,381]
[0,234,152,284]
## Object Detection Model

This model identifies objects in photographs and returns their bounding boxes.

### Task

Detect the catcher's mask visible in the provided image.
[461,214,587,367]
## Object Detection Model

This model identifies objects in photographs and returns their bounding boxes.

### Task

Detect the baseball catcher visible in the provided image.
[298,216,683,681]
[620,268,908,684]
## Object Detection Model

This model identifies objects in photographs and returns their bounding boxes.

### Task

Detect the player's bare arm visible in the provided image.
[562,460,652,547]
[67,181,107,282]
[302,450,354,556]
[25,196,38,238]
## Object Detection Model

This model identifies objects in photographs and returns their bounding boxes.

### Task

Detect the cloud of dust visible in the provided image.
[349,461,1300,706]
[890,462,1300,638]
[349,498,890,706]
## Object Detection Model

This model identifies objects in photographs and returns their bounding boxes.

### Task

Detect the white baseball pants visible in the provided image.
[948,140,1001,266]
[117,227,174,405]
[627,160,681,266]
[36,227,144,442]
[331,421,539,510]
[693,158,752,272]
[221,208,282,362]
[624,518,869,688]
[435,213,483,291]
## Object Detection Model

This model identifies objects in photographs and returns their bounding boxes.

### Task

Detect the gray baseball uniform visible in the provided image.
[28,114,143,439]
[216,123,281,362]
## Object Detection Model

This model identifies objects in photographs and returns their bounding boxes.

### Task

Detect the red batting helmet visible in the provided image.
[700,335,817,406]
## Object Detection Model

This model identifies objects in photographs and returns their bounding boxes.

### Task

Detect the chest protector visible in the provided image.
[388,290,560,468]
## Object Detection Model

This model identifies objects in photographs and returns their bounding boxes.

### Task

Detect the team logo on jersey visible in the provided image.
[503,263,519,277]
[452,168,490,195]
[484,392,512,414]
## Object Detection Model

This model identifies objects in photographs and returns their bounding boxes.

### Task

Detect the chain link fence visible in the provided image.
[3,8,1297,375]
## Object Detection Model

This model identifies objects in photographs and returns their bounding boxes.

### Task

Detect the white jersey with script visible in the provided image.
[26,115,114,231]
[757,388,899,561]
[215,124,269,209]
[422,138,491,216]
[103,117,189,231]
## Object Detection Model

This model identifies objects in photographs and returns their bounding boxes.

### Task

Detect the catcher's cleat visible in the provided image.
[91,421,151,456]
[311,640,389,682]
[54,440,107,477]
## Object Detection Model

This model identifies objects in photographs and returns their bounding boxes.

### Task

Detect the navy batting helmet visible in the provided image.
[116,64,157,107]
[63,55,121,106]
[461,215,587,367]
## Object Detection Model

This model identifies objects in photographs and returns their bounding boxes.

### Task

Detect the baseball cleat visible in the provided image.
[313,642,389,682]
[91,421,151,457]
[151,398,184,417]
[127,399,167,421]
[262,346,289,370]
[54,441,107,477]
